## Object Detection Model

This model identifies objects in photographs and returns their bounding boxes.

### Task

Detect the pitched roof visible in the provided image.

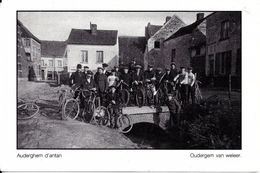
[145,24,162,39]
[152,15,187,41]
[17,20,41,43]
[164,17,206,42]
[41,41,66,58]
[67,28,118,45]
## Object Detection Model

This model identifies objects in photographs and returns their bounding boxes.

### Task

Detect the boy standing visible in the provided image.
[187,67,196,104]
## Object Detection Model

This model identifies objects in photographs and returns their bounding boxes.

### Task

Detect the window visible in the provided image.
[25,38,30,47]
[220,20,230,40]
[49,60,53,67]
[41,60,44,66]
[81,50,88,63]
[215,51,232,75]
[236,49,241,75]
[154,41,160,49]
[96,51,104,63]
[171,49,176,62]
[58,60,62,67]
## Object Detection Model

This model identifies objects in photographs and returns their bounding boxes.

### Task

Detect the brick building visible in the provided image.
[205,12,241,87]
[163,13,207,77]
[41,41,67,80]
[17,20,41,81]
[144,15,186,69]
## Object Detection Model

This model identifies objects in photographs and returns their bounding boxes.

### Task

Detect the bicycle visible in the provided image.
[62,86,81,120]
[116,80,130,107]
[17,97,40,120]
[132,81,145,107]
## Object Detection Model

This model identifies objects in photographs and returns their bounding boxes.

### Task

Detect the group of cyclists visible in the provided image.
[69,60,197,109]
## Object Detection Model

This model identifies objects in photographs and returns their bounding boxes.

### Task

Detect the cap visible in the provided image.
[135,65,142,69]
[188,67,193,70]
[76,64,82,69]
[102,63,108,67]
[97,67,104,70]
[171,62,176,66]
[156,68,162,71]
[114,65,119,69]
[111,69,116,72]
[86,70,93,75]
[148,64,153,68]
[122,66,128,69]
[84,66,89,69]
[165,67,170,71]
[180,66,186,69]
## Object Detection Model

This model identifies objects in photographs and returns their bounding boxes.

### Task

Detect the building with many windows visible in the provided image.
[41,41,67,80]
[17,20,41,81]
[65,23,118,72]
[205,12,241,87]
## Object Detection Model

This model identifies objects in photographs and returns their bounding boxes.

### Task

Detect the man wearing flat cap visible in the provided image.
[120,66,132,88]
[69,64,84,87]
[155,67,164,89]
[131,65,143,86]
[144,64,156,82]
[102,63,110,76]
[169,62,178,80]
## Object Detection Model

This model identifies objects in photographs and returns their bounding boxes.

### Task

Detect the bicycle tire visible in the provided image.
[119,89,130,106]
[17,103,39,120]
[117,114,133,133]
[93,106,110,126]
[135,88,145,107]
[62,98,80,120]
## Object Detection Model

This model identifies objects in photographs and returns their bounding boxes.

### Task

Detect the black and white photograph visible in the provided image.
[17,11,241,149]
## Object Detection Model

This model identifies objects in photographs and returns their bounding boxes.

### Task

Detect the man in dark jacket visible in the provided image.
[144,64,156,81]
[155,68,164,89]
[102,63,110,76]
[69,64,84,87]
[119,66,131,88]
[131,65,143,85]
[169,62,178,80]
[94,67,108,105]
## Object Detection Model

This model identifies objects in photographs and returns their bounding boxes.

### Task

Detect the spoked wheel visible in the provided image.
[62,98,80,120]
[82,101,95,122]
[17,103,39,120]
[117,114,133,133]
[135,88,145,107]
[119,89,130,107]
[93,106,110,126]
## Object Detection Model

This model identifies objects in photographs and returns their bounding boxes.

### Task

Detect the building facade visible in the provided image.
[41,41,66,80]
[65,23,118,72]
[205,12,241,87]
[163,13,207,77]
[17,20,41,81]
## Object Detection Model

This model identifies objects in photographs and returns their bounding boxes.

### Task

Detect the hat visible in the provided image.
[180,66,186,69]
[84,66,89,69]
[135,65,142,69]
[114,65,119,69]
[102,63,108,67]
[76,64,82,69]
[111,69,116,72]
[171,62,176,66]
[97,67,103,70]
[188,67,193,70]
[86,70,93,75]
[148,64,153,68]
[165,67,170,71]
[122,66,128,69]
[156,68,162,71]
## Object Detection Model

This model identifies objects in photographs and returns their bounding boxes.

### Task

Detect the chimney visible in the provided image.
[196,13,204,21]
[165,16,171,24]
[90,22,97,35]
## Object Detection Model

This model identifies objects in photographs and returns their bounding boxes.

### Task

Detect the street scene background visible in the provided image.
[17,11,241,149]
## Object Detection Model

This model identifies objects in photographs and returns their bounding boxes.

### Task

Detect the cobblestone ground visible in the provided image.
[17,80,137,149]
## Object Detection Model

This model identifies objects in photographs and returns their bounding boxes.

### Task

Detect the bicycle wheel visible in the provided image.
[17,103,39,120]
[135,88,145,107]
[93,106,110,126]
[62,98,80,120]
[119,89,130,106]
[117,114,133,133]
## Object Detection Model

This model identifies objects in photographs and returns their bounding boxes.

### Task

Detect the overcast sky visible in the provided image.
[18,12,212,41]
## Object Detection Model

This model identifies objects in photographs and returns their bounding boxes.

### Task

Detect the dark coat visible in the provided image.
[69,71,84,86]
[169,69,178,81]
[131,71,143,82]
[82,78,96,90]
[144,70,155,80]
[120,72,132,86]
[94,73,108,93]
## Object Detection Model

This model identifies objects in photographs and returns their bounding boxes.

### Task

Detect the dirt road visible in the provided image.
[17,80,137,149]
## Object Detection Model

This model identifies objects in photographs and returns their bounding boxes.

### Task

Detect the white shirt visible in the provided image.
[187,72,195,86]
[174,72,188,85]
[107,75,118,87]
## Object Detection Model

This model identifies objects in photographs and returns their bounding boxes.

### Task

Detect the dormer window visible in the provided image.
[154,41,160,49]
